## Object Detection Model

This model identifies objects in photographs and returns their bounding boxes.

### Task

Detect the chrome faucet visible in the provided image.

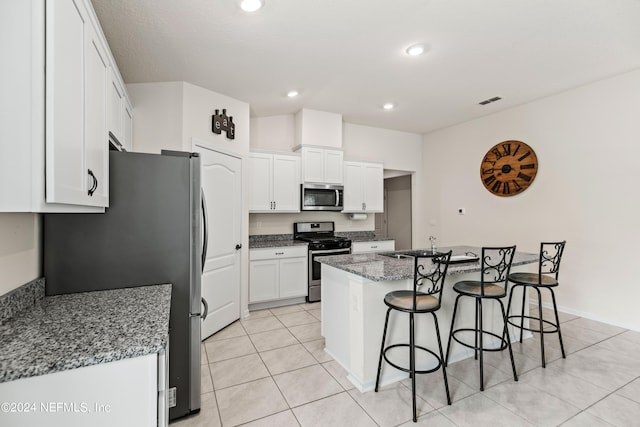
[429,235,437,254]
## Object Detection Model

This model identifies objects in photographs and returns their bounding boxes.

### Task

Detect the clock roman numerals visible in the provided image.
[480,140,537,197]
[517,150,531,162]
[517,172,532,182]
[484,175,497,185]
[502,181,511,195]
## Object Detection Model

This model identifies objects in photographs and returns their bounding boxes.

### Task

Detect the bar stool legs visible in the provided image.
[375,309,451,422]
[506,284,566,368]
[445,294,518,391]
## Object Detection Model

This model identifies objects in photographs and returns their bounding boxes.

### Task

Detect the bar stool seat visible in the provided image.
[445,246,518,392]
[375,250,452,423]
[384,291,439,311]
[453,281,506,297]
[506,241,566,368]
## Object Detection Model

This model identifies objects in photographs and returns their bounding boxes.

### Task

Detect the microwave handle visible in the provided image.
[335,189,340,207]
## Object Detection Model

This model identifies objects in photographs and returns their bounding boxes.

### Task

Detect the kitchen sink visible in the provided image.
[379,250,479,263]
[380,249,438,258]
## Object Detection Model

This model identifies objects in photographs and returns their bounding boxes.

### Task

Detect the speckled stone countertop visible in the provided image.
[249,234,308,249]
[0,284,171,383]
[249,231,393,248]
[336,231,394,243]
[318,245,538,282]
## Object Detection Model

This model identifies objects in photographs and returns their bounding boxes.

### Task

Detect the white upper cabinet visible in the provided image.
[109,67,134,152]
[299,146,343,184]
[342,161,384,213]
[248,152,300,212]
[45,0,109,207]
[0,0,130,212]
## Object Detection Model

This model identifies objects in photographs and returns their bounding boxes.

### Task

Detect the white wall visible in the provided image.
[250,115,296,152]
[127,81,252,317]
[0,213,40,295]
[422,69,640,330]
[126,82,183,153]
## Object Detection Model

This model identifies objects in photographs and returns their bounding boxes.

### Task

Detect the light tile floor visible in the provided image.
[172,303,640,426]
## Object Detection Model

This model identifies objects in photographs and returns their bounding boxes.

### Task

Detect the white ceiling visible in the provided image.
[92,0,640,134]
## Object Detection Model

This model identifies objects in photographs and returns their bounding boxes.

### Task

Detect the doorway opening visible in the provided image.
[375,172,412,250]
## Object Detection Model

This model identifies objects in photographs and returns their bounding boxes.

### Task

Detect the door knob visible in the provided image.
[235,244,242,250]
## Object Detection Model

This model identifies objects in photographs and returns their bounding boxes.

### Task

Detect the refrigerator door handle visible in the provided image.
[201,189,209,273]
[201,297,209,320]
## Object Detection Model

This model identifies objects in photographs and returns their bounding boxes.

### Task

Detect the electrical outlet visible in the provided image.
[458,208,466,215]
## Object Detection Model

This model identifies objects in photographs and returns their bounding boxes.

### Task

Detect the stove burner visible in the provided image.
[293,221,351,250]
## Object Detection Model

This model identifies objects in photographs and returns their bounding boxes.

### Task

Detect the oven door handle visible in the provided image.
[311,249,351,256]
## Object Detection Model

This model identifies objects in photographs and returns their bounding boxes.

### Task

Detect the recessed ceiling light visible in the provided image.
[287,90,299,98]
[405,43,427,56]
[239,0,264,12]
[383,103,395,110]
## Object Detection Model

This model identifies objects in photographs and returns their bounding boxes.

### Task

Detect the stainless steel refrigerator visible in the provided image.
[43,150,206,421]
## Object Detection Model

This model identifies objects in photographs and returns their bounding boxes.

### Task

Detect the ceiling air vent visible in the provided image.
[478,96,502,106]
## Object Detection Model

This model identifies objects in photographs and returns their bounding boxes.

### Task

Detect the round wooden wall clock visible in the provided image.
[480,140,538,197]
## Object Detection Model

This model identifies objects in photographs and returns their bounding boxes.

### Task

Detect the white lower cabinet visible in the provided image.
[0,353,165,427]
[351,239,395,254]
[249,246,308,303]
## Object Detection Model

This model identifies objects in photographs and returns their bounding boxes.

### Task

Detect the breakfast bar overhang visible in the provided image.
[319,246,538,392]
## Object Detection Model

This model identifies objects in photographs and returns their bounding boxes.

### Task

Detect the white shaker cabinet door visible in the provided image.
[45,0,108,207]
[362,162,383,212]
[301,147,325,183]
[83,25,109,206]
[248,153,274,211]
[278,256,308,299]
[342,161,365,212]
[272,154,300,212]
[323,149,343,184]
[249,259,279,303]
[45,0,86,205]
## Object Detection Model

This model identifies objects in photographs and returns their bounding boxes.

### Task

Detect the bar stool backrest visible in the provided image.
[539,241,566,280]
[412,251,452,309]
[480,246,516,296]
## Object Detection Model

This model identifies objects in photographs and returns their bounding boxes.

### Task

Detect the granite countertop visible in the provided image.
[0,284,171,383]
[249,239,308,249]
[249,234,308,249]
[249,232,393,248]
[318,245,538,282]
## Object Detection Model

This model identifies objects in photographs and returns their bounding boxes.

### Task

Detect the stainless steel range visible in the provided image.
[294,221,351,302]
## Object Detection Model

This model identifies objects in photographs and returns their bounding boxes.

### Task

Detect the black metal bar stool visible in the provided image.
[506,241,567,368]
[445,246,518,391]
[375,250,452,423]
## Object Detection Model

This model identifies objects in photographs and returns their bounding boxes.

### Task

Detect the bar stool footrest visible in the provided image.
[451,328,509,352]
[382,343,443,375]
[507,314,559,334]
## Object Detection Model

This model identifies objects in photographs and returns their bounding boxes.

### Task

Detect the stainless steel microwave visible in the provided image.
[301,184,344,211]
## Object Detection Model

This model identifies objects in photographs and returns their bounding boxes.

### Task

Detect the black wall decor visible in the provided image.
[212,109,235,140]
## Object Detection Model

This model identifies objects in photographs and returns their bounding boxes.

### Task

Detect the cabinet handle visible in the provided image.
[87,169,98,196]
[372,245,378,249]
[273,201,276,210]
[275,252,284,255]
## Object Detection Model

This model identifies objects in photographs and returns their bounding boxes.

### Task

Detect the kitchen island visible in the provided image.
[319,246,538,392]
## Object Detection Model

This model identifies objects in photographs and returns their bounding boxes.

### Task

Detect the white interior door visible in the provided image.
[195,144,242,340]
